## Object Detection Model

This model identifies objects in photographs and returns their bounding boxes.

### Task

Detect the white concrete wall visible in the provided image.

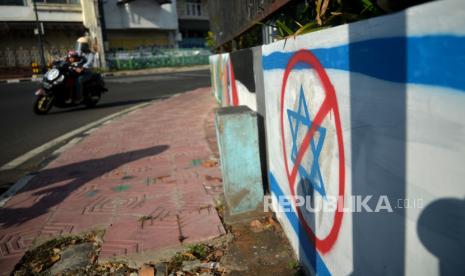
[0,1,82,22]
[209,51,258,111]
[261,0,465,275]
[0,5,35,21]
[209,53,231,106]
[103,0,178,30]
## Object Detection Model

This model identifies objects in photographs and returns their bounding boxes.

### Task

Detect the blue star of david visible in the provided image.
[287,86,327,198]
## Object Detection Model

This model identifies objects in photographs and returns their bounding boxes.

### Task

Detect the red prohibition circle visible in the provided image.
[279,49,345,254]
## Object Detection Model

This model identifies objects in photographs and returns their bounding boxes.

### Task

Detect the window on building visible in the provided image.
[0,0,26,5]
[35,0,80,4]
[185,0,202,17]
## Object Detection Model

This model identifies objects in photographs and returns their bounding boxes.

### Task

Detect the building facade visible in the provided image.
[0,0,86,73]
[0,0,208,75]
[176,0,209,48]
[103,0,178,51]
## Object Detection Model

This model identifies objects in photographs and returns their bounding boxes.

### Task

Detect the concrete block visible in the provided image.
[215,106,264,216]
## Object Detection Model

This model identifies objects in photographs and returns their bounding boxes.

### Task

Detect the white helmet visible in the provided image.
[76,36,91,54]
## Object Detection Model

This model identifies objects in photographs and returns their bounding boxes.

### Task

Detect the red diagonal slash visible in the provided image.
[229,60,239,106]
[279,49,345,254]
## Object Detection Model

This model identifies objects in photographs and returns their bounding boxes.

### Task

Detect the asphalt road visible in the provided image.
[0,69,211,189]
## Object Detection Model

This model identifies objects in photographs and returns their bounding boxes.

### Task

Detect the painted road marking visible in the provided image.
[0,175,34,207]
[175,73,211,78]
[52,137,83,155]
[105,75,181,83]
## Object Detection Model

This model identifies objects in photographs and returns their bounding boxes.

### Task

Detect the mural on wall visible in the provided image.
[209,53,230,105]
[209,49,257,111]
[262,1,465,275]
[279,49,346,255]
[263,44,350,276]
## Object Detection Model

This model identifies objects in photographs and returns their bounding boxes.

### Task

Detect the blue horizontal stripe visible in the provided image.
[262,35,465,92]
[269,172,331,276]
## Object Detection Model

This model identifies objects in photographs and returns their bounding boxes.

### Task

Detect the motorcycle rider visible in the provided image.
[65,50,82,104]
[73,36,95,104]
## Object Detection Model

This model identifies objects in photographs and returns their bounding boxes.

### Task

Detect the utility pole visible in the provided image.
[33,0,47,73]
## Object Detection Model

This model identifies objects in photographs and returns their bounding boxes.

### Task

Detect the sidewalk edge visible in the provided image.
[0,102,151,171]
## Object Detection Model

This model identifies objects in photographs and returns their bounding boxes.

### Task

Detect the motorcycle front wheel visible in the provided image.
[33,95,54,115]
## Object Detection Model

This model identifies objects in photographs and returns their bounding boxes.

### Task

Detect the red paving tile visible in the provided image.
[42,212,113,235]
[100,214,180,260]
[178,209,226,244]
[0,87,224,275]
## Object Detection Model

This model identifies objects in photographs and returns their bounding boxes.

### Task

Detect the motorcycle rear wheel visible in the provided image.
[33,95,54,115]
[84,92,101,108]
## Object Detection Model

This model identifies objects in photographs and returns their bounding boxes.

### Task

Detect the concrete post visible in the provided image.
[215,106,264,216]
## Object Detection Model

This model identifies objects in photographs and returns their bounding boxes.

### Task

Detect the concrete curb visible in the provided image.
[0,101,154,207]
[0,101,151,171]
[0,175,35,208]
[101,64,210,78]
[0,65,210,84]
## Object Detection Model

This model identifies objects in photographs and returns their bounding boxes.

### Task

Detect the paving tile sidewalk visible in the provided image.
[0,87,225,275]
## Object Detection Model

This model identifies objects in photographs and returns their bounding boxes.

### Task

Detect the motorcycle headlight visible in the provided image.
[47,69,60,81]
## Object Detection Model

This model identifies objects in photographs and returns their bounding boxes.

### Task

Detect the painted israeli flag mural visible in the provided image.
[208,1,465,275]
[287,86,328,199]
[262,1,465,275]
[264,47,348,276]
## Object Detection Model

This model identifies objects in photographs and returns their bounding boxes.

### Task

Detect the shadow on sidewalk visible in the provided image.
[0,145,169,228]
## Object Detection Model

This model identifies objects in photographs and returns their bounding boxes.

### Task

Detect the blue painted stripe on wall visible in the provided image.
[262,35,465,92]
[269,172,331,276]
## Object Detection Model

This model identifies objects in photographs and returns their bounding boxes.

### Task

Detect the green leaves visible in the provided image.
[294,21,320,36]
[360,0,382,15]
[206,31,216,49]
[276,19,294,37]
[273,0,334,40]
[247,0,385,47]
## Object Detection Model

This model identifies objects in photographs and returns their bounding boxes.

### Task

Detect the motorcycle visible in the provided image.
[33,60,107,115]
